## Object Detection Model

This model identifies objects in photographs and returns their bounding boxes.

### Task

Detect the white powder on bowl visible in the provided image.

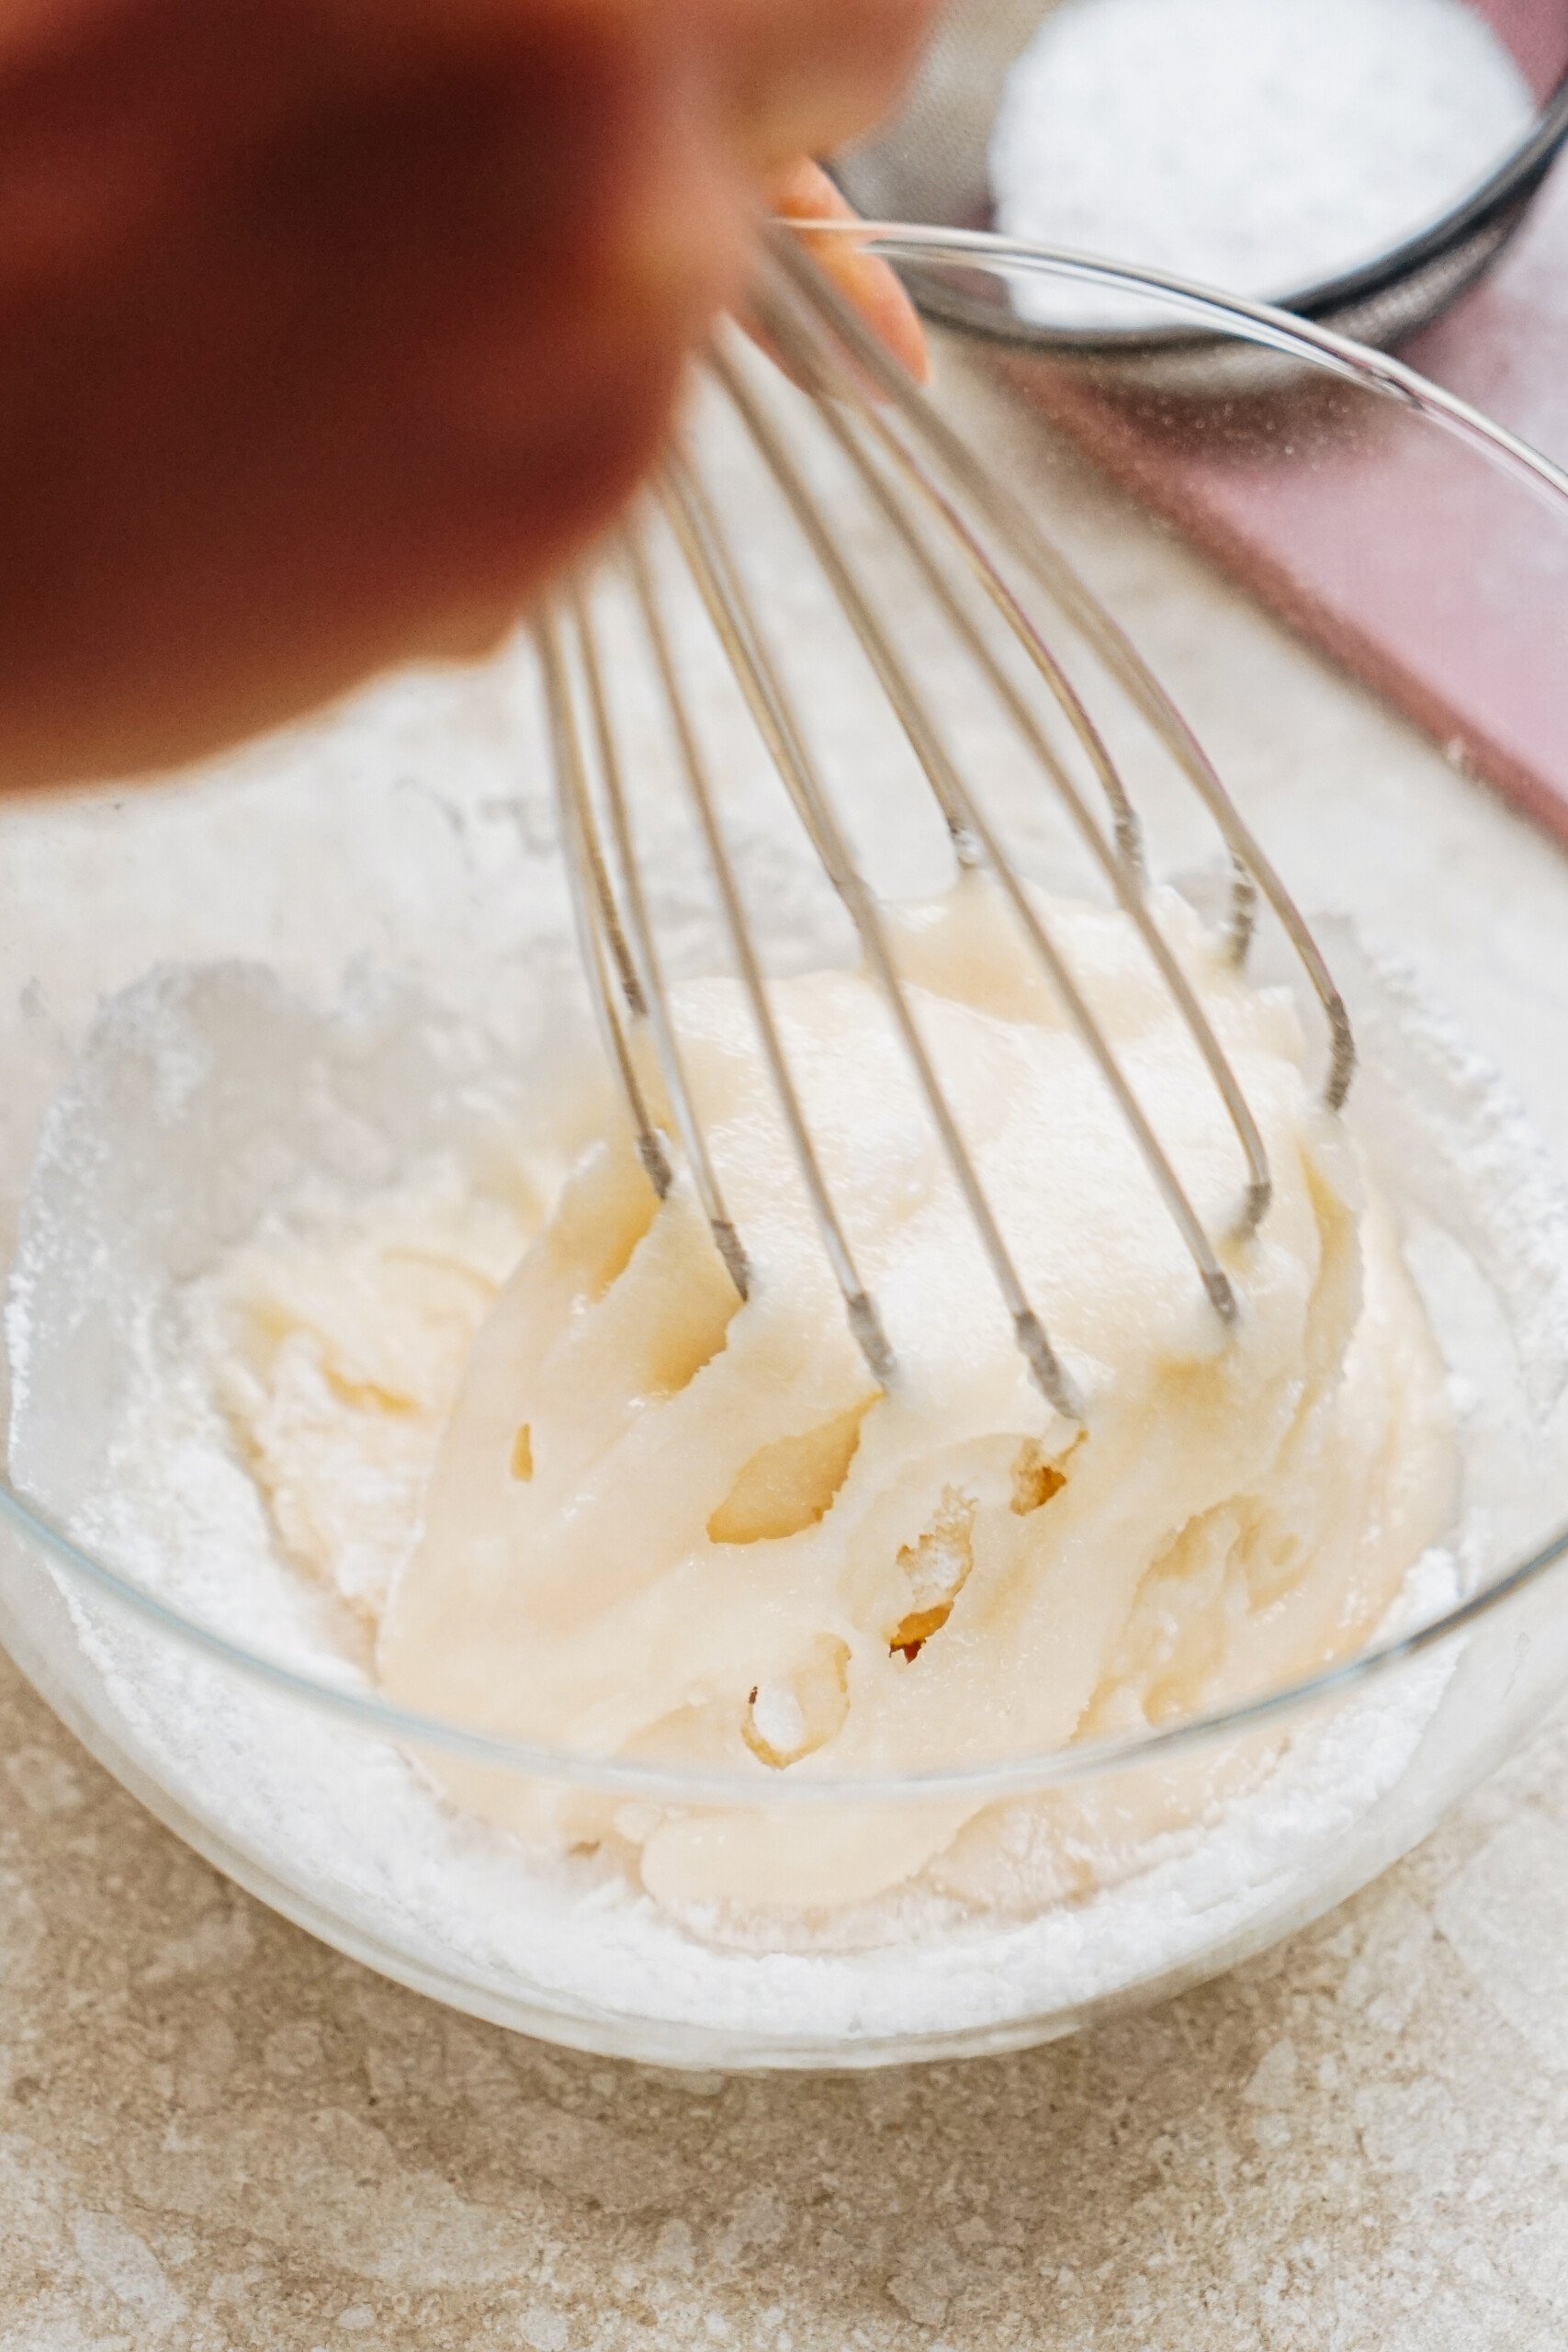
[988,0,1536,329]
[7,908,1568,2064]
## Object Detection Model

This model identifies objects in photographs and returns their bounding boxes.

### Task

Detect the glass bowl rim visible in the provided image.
[838,63,1568,352]
[6,223,1568,1806]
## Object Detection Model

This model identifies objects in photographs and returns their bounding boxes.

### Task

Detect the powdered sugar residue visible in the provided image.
[6,914,1567,2063]
[989,0,1534,329]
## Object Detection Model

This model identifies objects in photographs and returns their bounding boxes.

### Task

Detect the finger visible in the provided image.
[715,0,936,170]
[768,158,927,383]
[0,0,750,786]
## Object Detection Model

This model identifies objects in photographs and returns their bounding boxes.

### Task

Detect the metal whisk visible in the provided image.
[536,226,1353,1424]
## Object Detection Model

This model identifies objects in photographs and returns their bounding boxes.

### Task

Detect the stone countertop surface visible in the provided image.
[5,1646,1568,2351]
[5,355,1568,2351]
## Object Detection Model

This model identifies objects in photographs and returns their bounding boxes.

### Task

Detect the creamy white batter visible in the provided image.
[204,878,1454,1918]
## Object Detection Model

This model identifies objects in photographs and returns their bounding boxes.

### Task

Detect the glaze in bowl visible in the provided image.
[4,235,1568,2066]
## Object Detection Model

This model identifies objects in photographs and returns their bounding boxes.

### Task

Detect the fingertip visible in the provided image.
[769,157,929,385]
[854,254,929,384]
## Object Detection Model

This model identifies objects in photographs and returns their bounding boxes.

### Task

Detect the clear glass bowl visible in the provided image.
[4,231,1568,2071]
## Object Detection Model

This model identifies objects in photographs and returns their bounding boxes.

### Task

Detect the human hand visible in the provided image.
[767,157,928,386]
[0,0,935,788]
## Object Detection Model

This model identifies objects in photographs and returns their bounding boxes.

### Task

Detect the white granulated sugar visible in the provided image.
[989,0,1535,328]
[8,889,1568,2059]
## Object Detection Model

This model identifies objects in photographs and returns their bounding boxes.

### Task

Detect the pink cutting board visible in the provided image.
[1003,5,1568,842]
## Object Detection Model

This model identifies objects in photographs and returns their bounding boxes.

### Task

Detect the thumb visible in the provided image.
[766,158,928,382]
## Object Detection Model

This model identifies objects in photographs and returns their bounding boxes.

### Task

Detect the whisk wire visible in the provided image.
[663,455,1084,1417]
[623,530,893,1384]
[569,593,751,1301]
[538,604,673,1202]
[752,279,1149,891]
[742,288,1272,1242]
[538,230,1359,1422]
[768,226,1354,1107]
[712,333,1248,1311]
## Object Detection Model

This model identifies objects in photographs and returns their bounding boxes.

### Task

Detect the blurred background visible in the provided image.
[835,0,1568,846]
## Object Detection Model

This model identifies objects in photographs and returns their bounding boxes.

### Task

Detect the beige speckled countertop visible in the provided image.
[5,1649,1568,2349]
[5,351,1568,2348]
